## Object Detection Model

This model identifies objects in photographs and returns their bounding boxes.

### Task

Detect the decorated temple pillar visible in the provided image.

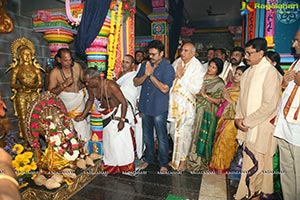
[84,0,135,80]
[240,0,299,68]
[85,16,110,73]
[33,10,77,61]
[148,0,170,58]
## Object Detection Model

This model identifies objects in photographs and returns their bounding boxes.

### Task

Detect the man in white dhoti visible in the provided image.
[274,27,300,200]
[117,54,143,159]
[168,42,206,171]
[48,48,93,142]
[58,89,90,140]
[83,67,135,174]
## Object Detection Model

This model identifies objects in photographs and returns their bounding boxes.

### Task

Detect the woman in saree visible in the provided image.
[186,58,225,171]
[209,66,248,174]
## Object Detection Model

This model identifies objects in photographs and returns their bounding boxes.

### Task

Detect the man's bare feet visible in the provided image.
[139,162,149,170]
[178,161,186,172]
[160,166,168,173]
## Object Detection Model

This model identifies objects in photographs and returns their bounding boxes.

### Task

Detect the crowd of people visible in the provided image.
[49,27,299,199]
[1,27,299,199]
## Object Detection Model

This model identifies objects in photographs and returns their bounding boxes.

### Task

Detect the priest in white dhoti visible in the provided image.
[58,89,91,141]
[47,48,92,145]
[83,67,135,174]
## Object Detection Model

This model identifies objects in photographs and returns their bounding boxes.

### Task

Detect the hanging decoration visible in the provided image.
[65,0,84,28]
[107,1,123,80]
[110,0,135,20]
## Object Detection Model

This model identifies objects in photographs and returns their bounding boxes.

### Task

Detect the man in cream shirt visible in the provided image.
[234,38,282,200]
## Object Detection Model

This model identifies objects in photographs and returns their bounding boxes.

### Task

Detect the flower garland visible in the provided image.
[107,2,123,80]
[110,0,136,19]
[44,117,80,161]
[30,97,68,149]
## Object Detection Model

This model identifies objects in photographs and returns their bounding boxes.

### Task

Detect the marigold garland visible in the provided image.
[107,2,123,80]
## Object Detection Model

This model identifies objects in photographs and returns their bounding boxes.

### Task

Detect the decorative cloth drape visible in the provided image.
[169,0,184,63]
[75,0,112,57]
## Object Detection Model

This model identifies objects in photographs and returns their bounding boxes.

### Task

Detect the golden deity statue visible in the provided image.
[6,37,44,140]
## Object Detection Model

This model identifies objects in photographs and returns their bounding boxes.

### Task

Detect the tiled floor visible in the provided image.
[69,163,284,200]
[70,163,202,200]
[69,136,229,200]
[41,135,283,200]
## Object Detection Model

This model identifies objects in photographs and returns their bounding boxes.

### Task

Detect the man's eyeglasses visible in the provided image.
[245,50,258,56]
[292,38,300,43]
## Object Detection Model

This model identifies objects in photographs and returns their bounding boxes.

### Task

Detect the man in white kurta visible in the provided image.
[234,38,282,200]
[168,42,206,171]
[215,48,232,82]
[274,28,300,200]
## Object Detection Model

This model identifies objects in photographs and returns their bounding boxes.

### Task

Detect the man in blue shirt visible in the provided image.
[134,40,175,173]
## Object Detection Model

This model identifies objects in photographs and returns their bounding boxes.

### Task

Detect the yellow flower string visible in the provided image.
[107,9,115,80]
[107,2,123,80]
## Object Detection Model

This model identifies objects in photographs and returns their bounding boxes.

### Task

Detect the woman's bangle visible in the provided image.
[0,174,19,187]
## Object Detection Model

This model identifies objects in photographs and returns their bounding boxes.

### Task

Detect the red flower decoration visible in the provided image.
[67,133,74,138]
[30,122,39,129]
[124,3,129,10]
[33,139,40,148]
[47,99,55,105]
[32,132,39,137]
[129,8,136,14]
[110,1,116,10]
[34,106,41,112]
[40,101,46,107]
[31,113,39,119]
[110,0,135,19]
